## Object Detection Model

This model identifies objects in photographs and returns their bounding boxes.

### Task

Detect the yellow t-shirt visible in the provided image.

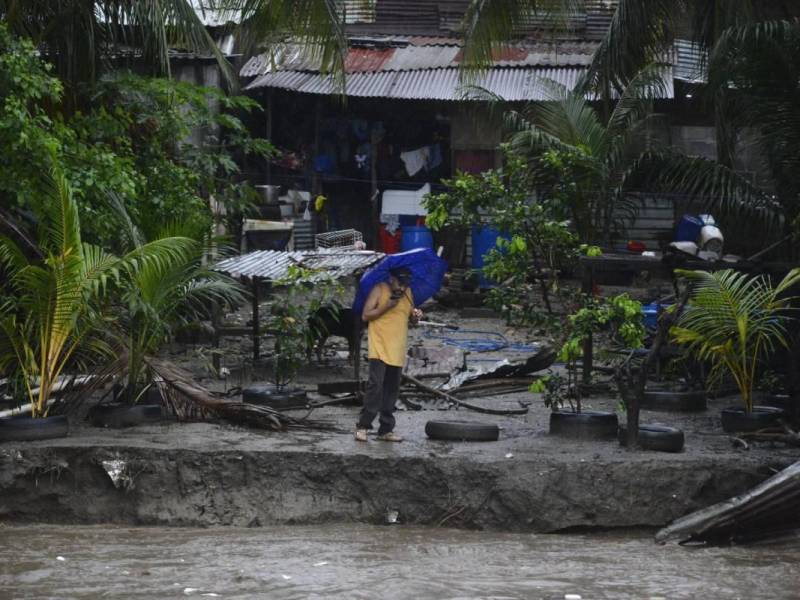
[367,283,414,367]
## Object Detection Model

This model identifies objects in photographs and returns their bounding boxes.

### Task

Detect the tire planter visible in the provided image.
[0,414,69,442]
[641,389,707,412]
[90,404,163,429]
[752,393,792,412]
[549,410,618,440]
[242,384,308,410]
[425,420,500,442]
[618,424,685,453]
[720,406,784,433]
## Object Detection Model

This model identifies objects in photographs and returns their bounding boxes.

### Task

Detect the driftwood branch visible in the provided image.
[402,374,529,415]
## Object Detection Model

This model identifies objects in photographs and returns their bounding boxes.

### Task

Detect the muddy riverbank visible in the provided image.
[0,401,796,531]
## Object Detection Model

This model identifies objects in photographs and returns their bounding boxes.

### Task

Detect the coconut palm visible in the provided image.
[671,268,800,413]
[114,215,245,404]
[460,1,788,91]
[504,65,775,243]
[0,164,195,417]
[0,0,361,96]
[706,20,800,236]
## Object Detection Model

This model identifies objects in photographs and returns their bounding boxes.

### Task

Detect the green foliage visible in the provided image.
[565,294,646,353]
[60,73,276,248]
[539,293,645,413]
[117,220,246,403]
[0,163,197,416]
[671,268,800,413]
[0,25,64,212]
[529,372,574,412]
[425,146,578,328]
[267,265,345,388]
[0,26,276,251]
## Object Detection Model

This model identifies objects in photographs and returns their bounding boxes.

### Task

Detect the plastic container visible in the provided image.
[675,214,703,242]
[641,302,670,329]
[378,225,402,254]
[400,225,433,252]
[471,225,509,288]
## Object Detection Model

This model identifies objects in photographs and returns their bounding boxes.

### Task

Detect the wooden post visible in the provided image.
[212,301,222,373]
[312,97,322,198]
[581,259,594,386]
[370,127,379,249]
[266,90,273,185]
[252,277,260,361]
[353,274,363,403]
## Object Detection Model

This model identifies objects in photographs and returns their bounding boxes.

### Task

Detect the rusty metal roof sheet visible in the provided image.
[245,65,673,101]
[240,40,600,78]
[213,249,384,282]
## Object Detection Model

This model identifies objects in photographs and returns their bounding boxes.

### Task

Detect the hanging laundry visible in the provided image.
[426,143,443,171]
[400,146,430,177]
[355,153,369,171]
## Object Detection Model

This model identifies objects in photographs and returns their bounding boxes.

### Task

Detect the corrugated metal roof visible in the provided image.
[213,249,384,282]
[240,40,600,78]
[245,65,673,101]
[673,39,706,83]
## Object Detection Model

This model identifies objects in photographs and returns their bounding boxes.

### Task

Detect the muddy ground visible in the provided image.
[1,304,798,533]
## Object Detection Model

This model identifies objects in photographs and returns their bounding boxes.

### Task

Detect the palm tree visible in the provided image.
[0,163,195,417]
[504,66,774,244]
[706,20,800,237]
[0,0,360,98]
[671,268,800,413]
[113,214,245,404]
[461,1,798,168]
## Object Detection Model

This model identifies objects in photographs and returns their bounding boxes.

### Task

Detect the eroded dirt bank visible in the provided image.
[0,416,794,532]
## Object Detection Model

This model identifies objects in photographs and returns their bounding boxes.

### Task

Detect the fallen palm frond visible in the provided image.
[145,358,338,431]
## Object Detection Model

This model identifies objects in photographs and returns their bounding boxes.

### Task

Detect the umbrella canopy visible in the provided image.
[353,248,448,314]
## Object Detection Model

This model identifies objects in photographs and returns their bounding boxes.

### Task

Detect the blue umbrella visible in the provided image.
[353,248,448,314]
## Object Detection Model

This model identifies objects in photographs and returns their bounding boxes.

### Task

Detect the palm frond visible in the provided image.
[226,0,350,90]
[520,78,607,157]
[619,149,782,233]
[460,0,582,71]
[1,0,237,90]
[672,268,799,410]
[578,0,680,95]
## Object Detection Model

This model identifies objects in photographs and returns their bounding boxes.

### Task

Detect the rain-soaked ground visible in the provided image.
[1,524,798,599]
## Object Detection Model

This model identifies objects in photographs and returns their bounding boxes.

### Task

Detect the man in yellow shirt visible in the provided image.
[355,267,422,442]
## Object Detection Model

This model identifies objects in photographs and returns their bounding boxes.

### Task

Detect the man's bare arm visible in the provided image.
[362,284,397,322]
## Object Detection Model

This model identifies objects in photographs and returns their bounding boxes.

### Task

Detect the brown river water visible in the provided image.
[0,524,798,599]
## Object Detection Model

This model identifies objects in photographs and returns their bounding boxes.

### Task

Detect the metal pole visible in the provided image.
[252,277,260,361]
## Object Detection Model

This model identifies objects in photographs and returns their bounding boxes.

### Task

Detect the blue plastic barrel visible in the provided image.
[675,215,703,242]
[400,225,434,252]
[471,225,509,288]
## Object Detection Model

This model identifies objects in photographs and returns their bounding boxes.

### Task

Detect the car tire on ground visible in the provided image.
[641,389,707,412]
[242,385,308,410]
[0,414,69,442]
[549,410,618,440]
[618,423,685,452]
[425,420,500,442]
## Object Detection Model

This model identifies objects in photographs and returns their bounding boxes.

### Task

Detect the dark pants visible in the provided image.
[357,359,402,435]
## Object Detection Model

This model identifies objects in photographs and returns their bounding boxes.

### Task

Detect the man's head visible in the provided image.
[389,267,412,288]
